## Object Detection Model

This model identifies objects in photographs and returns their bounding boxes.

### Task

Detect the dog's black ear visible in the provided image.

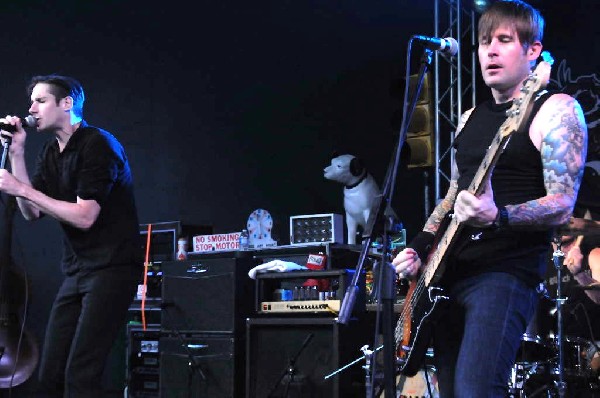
[349,157,365,177]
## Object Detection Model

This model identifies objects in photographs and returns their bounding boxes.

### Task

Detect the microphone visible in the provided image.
[0,115,37,132]
[413,35,459,56]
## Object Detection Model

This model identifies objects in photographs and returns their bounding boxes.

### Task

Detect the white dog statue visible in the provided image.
[324,154,395,244]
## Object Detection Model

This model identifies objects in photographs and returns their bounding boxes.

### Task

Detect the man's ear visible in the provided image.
[528,41,543,62]
[61,96,74,112]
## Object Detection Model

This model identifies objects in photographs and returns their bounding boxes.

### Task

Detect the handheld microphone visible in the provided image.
[0,115,37,132]
[413,35,459,56]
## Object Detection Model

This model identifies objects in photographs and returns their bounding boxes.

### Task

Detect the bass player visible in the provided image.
[392,1,588,396]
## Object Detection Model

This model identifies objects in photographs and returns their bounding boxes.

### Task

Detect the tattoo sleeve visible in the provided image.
[507,96,588,227]
[424,180,458,234]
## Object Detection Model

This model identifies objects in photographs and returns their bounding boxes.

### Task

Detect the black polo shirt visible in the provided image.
[31,121,143,275]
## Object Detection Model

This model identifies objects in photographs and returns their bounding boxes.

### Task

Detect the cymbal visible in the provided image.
[572,282,600,291]
[557,217,600,236]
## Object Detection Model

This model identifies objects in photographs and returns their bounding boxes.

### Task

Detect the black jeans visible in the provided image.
[38,265,140,398]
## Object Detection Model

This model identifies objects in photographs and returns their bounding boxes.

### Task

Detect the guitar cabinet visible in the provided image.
[245,317,368,398]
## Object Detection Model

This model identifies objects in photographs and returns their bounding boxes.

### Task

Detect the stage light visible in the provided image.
[473,0,490,13]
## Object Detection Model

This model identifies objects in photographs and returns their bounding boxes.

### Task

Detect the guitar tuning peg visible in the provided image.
[505,109,521,117]
[541,51,555,65]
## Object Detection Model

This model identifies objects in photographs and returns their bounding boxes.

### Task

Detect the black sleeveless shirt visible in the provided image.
[446,92,554,288]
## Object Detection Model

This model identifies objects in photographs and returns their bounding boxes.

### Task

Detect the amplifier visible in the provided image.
[161,255,259,333]
[260,299,340,313]
[255,269,364,316]
[245,317,368,397]
[159,333,238,398]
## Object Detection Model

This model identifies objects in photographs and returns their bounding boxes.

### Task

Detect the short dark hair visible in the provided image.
[478,0,544,47]
[28,74,85,118]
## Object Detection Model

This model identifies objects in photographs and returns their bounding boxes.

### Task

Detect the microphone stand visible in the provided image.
[267,333,314,398]
[1,137,11,169]
[337,45,434,398]
[551,237,567,398]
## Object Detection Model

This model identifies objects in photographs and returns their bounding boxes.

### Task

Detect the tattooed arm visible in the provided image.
[507,93,587,228]
[393,108,474,275]
[422,108,474,234]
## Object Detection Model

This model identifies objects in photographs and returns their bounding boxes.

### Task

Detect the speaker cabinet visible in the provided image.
[161,255,258,333]
[245,317,367,398]
[159,333,239,398]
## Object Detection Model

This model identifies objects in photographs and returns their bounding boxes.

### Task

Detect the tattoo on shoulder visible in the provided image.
[540,97,587,197]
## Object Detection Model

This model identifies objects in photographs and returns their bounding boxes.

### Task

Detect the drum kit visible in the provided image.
[508,217,600,398]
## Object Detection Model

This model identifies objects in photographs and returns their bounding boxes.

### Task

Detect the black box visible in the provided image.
[161,255,259,333]
[245,317,368,398]
[159,333,238,398]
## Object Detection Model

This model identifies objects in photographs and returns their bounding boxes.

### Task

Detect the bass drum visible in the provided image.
[397,367,439,398]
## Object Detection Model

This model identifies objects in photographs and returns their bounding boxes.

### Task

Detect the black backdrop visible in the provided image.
[0,0,597,394]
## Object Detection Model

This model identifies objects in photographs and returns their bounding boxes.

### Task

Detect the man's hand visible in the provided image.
[0,169,23,196]
[454,179,498,227]
[392,248,421,279]
[0,115,28,156]
[564,244,584,275]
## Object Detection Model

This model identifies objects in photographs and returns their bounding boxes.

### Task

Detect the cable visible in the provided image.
[142,223,152,331]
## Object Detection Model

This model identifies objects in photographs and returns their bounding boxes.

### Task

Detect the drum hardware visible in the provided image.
[509,230,600,398]
[548,237,569,397]
[508,361,551,398]
[509,238,575,397]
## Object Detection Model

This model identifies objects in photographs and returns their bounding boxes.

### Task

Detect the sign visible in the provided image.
[192,232,241,253]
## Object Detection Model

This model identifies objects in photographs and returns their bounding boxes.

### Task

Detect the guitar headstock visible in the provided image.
[502,51,553,136]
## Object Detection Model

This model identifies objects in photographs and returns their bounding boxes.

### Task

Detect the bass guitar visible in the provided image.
[395,56,553,376]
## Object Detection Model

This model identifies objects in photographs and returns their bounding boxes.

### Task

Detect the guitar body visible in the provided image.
[397,280,448,376]
[0,196,40,388]
[394,57,553,376]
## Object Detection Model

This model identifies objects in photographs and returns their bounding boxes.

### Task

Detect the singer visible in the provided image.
[0,75,143,397]
[393,1,587,397]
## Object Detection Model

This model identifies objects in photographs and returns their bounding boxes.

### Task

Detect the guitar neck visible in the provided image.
[468,128,512,195]
[423,130,512,285]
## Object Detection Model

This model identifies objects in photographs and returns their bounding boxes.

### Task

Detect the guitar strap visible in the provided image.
[517,89,552,135]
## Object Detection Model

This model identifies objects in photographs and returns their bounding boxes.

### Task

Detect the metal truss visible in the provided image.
[432,0,478,206]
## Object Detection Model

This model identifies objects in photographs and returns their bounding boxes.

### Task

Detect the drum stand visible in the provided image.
[551,237,568,398]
